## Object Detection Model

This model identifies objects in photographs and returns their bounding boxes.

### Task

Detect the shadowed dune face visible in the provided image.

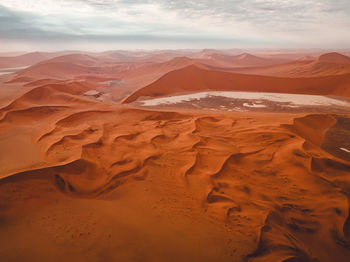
[287,114,350,163]
[1,79,350,261]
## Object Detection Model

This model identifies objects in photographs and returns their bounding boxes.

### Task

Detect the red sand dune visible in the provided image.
[121,56,224,79]
[0,52,52,69]
[100,49,194,63]
[123,64,350,103]
[207,52,289,67]
[122,56,197,78]
[43,54,103,66]
[318,52,350,63]
[7,55,217,103]
[9,55,203,83]
[9,60,129,82]
[0,51,80,69]
[229,52,350,77]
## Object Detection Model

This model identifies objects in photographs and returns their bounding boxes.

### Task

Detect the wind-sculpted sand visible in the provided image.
[0,79,350,261]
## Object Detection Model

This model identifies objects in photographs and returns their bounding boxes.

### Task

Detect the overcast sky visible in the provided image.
[0,0,350,51]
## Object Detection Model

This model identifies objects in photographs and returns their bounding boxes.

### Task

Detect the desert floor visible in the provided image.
[1,51,350,261]
[1,92,350,261]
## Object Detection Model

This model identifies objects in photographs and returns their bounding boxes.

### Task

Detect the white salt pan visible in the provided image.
[140,91,350,107]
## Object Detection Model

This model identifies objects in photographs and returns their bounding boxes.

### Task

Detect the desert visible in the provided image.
[0,49,350,262]
[1,1,350,261]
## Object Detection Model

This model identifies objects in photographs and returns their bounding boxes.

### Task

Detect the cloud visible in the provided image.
[0,0,349,51]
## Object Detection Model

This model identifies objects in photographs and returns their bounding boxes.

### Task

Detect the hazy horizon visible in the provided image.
[1,48,350,56]
[1,0,350,52]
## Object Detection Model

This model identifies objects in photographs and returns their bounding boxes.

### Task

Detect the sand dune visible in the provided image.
[122,56,197,78]
[11,51,350,105]
[0,52,52,69]
[206,52,290,68]
[9,54,202,84]
[9,54,126,82]
[318,52,350,64]
[123,64,350,103]
[228,52,350,77]
[100,49,195,63]
[8,55,219,103]
[0,51,81,69]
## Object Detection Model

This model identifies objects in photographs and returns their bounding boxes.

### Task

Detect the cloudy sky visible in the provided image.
[0,0,350,51]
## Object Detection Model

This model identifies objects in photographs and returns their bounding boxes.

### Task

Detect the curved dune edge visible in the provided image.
[1,79,350,261]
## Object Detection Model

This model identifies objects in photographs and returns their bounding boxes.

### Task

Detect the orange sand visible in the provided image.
[1,50,350,262]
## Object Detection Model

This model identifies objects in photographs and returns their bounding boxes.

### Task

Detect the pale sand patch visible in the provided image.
[243,102,267,108]
[84,90,101,96]
[340,147,350,153]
